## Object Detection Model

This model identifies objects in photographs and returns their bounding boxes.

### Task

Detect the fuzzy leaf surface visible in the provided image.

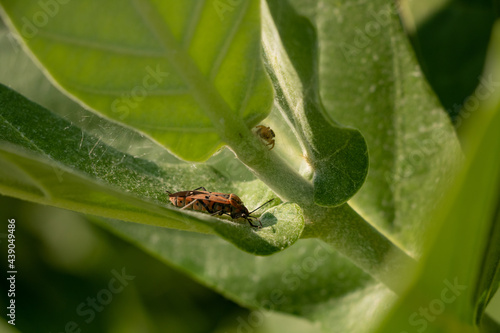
[0,0,273,161]
[0,84,304,255]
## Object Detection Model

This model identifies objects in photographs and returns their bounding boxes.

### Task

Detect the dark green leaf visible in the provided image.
[98,217,396,333]
[0,83,304,255]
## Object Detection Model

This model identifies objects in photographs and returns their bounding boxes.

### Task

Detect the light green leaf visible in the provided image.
[0,12,412,285]
[0,83,304,255]
[259,0,415,293]
[212,203,305,255]
[0,0,273,161]
[284,0,462,254]
[0,319,19,333]
[0,19,183,168]
[375,20,500,333]
[262,0,369,207]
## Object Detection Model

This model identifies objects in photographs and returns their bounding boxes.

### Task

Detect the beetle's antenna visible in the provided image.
[249,199,274,215]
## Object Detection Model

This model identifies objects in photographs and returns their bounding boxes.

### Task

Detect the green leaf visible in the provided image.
[97,217,396,333]
[0,0,273,161]
[375,20,500,333]
[212,203,305,255]
[0,20,182,167]
[0,83,304,255]
[0,14,412,284]
[284,0,462,253]
[257,2,414,291]
[250,0,413,291]
[262,0,369,207]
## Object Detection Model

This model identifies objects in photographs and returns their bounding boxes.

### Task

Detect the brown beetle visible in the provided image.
[166,187,273,228]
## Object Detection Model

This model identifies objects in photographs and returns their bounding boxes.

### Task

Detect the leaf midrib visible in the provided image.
[131,0,250,144]
[0,113,44,154]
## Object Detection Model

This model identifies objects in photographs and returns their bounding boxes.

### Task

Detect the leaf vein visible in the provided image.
[238,53,258,116]
[209,0,251,82]
[66,82,190,97]
[37,30,165,57]
[182,0,207,49]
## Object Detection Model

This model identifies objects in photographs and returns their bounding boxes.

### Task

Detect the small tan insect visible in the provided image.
[255,125,275,150]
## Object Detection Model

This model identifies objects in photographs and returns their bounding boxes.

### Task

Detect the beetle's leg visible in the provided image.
[187,187,209,196]
[210,208,225,216]
[181,199,214,214]
[197,199,216,214]
[211,210,230,217]
[246,217,262,228]
[192,187,208,191]
[180,199,198,210]
[210,203,230,217]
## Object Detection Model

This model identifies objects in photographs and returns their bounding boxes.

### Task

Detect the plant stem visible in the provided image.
[134,0,415,293]
[301,204,416,294]
[232,129,415,294]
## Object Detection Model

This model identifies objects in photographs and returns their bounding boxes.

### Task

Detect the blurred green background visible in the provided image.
[2,0,500,332]
[0,196,248,333]
[401,0,498,121]
[0,196,320,333]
